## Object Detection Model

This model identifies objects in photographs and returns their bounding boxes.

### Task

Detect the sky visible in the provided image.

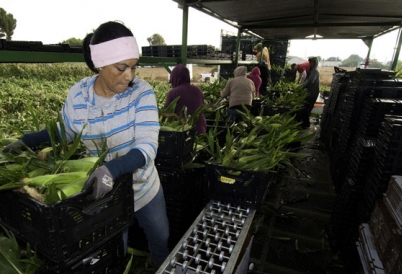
[0,0,400,64]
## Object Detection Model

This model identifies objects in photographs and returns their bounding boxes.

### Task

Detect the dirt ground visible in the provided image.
[136,65,353,87]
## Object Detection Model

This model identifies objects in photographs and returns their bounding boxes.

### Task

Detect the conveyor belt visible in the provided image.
[157,200,255,274]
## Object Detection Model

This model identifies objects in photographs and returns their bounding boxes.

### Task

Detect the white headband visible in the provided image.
[90,36,139,68]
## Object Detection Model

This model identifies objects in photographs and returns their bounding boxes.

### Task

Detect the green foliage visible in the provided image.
[61,37,83,46]
[198,110,312,173]
[0,224,43,273]
[340,54,364,67]
[367,59,387,69]
[386,59,402,71]
[396,67,402,77]
[147,33,166,46]
[265,81,309,110]
[0,63,93,137]
[198,77,228,119]
[0,8,16,40]
[325,57,341,61]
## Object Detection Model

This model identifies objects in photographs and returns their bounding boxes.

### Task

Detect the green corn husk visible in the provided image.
[55,157,100,173]
[20,171,88,188]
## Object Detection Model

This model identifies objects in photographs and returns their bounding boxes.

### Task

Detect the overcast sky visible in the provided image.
[1,0,400,64]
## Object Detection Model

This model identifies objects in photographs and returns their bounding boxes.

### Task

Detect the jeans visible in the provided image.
[125,185,170,266]
[228,105,251,124]
[228,108,242,123]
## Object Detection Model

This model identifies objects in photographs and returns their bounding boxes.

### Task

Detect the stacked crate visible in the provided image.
[0,39,83,53]
[0,173,134,273]
[355,223,385,274]
[266,39,289,68]
[359,116,402,220]
[322,69,402,272]
[141,45,216,59]
[155,128,207,249]
[368,183,402,274]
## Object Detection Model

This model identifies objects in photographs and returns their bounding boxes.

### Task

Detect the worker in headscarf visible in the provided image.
[300,57,320,128]
[165,64,206,135]
[221,66,255,123]
[247,66,262,98]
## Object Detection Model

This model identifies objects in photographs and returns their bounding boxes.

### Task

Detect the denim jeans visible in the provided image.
[228,108,242,123]
[124,185,170,266]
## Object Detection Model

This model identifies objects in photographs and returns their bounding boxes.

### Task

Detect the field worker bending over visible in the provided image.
[221,66,255,123]
[3,21,169,268]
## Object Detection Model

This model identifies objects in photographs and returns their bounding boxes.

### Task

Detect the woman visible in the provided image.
[247,66,262,98]
[3,21,169,267]
[300,57,320,128]
[221,66,255,123]
[165,64,206,135]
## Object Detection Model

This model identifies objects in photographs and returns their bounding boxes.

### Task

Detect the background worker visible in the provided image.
[283,63,297,82]
[253,42,271,69]
[221,66,255,123]
[257,60,270,96]
[247,66,262,98]
[300,57,320,128]
[3,21,170,268]
[253,42,272,93]
[294,61,310,83]
[165,64,206,135]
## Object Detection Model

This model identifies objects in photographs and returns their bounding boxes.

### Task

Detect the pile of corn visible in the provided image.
[0,138,101,205]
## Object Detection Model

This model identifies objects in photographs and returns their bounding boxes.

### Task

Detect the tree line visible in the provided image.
[0,8,16,40]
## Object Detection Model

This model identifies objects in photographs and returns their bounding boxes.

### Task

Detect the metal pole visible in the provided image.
[364,37,373,68]
[234,29,241,67]
[391,27,402,71]
[181,2,189,65]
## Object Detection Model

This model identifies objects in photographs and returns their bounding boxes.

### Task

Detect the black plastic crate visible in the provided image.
[0,173,134,263]
[158,166,206,202]
[204,163,274,210]
[141,46,152,56]
[155,128,196,169]
[3,40,43,51]
[158,167,207,249]
[37,232,127,274]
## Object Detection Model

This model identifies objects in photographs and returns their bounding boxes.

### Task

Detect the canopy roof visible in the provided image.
[173,0,402,40]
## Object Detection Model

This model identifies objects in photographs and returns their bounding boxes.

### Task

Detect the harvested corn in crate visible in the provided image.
[0,172,134,264]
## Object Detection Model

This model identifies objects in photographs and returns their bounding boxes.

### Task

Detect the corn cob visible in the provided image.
[20,171,88,188]
[58,177,87,199]
[55,157,100,173]
[28,168,48,178]
[0,138,19,147]
[37,147,53,161]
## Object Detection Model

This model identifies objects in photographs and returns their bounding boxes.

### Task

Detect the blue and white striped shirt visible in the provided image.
[62,75,160,211]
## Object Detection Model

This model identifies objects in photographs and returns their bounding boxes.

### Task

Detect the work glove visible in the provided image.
[2,139,24,154]
[83,165,114,200]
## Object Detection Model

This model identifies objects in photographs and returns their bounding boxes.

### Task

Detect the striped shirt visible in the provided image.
[62,75,160,211]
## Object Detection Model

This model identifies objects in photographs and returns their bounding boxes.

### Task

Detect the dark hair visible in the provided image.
[83,21,133,73]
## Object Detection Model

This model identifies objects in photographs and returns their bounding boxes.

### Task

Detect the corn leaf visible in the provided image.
[0,225,24,274]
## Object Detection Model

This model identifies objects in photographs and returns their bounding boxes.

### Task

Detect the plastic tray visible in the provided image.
[204,163,275,209]
[156,128,196,168]
[36,232,126,274]
[0,173,134,263]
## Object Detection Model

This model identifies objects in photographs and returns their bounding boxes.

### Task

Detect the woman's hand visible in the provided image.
[83,165,114,199]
